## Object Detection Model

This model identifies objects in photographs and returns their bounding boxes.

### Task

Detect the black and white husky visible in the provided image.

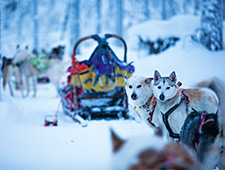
[180,77,225,170]
[152,70,218,139]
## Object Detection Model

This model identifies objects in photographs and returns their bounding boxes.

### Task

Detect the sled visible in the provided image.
[60,34,135,122]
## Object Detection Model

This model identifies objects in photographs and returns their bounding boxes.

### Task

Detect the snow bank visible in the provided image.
[127,15,200,49]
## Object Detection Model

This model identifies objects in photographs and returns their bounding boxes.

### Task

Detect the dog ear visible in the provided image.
[124,75,129,80]
[169,71,177,82]
[154,70,161,81]
[124,76,129,83]
[145,78,153,84]
[110,129,125,153]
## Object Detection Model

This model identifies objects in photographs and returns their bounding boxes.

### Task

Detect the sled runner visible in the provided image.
[60,34,134,122]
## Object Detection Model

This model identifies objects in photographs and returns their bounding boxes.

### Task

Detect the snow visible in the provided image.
[127,15,200,49]
[1,15,225,170]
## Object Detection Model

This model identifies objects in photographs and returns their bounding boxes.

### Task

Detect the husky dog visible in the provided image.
[109,129,201,170]
[180,77,225,170]
[2,46,37,97]
[48,45,65,60]
[152,70,218,139]
[13,46,37,97]
[125,75,162,128]
[2,57,22,96]
[45,59,68,96]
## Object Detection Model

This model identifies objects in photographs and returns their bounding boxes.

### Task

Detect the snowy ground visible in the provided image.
[1,15,225,170]
[0,83,151,170]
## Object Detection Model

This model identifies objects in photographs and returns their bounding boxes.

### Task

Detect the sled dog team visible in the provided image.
[2,45,66,97]
[110,70,225,170]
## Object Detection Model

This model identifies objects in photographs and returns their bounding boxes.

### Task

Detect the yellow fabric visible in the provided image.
[70,65,133,92]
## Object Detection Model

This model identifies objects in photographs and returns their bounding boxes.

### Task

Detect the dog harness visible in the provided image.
[161,97,184,139]
[147,97,157,127]
[133,96,157,127]
[134,96,157,127]
[195,113,215,150]
[160,82,189,139]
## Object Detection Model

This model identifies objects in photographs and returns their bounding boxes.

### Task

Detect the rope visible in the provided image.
[44,94,62,127]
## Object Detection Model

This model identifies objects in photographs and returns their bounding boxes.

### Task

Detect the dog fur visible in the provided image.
[110,129,201,170]
[2,57,22,96]
[14,47,37,97]
[45,59,68,95]
[2,47,37,97]
[152,70,218,138]
[180,77,225,170]
[124,75,162,129]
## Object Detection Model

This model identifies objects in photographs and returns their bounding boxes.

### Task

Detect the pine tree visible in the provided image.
[200,0,223,51]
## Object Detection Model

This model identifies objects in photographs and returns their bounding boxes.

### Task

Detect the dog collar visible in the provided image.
[134,96,153,110]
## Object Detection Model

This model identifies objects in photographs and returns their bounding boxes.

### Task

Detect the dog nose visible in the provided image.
[159,94,165,101]
[131,93,138,100]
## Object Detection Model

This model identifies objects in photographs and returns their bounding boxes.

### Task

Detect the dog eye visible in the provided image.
[166,87,170,90]
[158,86,161,89]
[129,85,132,89]
[137,85,142,88]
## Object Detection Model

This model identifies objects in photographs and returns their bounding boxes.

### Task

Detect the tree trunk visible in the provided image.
[115,0,123,38]
[223,0,225,20]
[200,0,223,51]
[69,0,80,54]
[33,0,39,51]
[0,0,2,100]
[194,0,200,16]
[96,0,101,34]
[61,2,70,40]
[143,0,150,20]
[161,0,167,20]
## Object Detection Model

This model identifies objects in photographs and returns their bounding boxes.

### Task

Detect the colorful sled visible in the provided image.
[60,34,135,123]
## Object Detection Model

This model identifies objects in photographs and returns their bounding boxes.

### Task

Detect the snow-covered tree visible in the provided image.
[223,0,225,20]
[61,2,70,40]
[143,0,150,20]
[194,0,200,16]
[0,0,2,57]
[69,0,80,54]
[200,0,223,51]
[161,0,168,20]
[96,0,101,33]
[33,0,39,51]
[115,0,123,37]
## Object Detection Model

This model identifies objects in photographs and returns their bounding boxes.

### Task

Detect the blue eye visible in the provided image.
[166,87,170,90]
[158,86,161,89]
[129,85,132,89]
[137,85,142,88]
